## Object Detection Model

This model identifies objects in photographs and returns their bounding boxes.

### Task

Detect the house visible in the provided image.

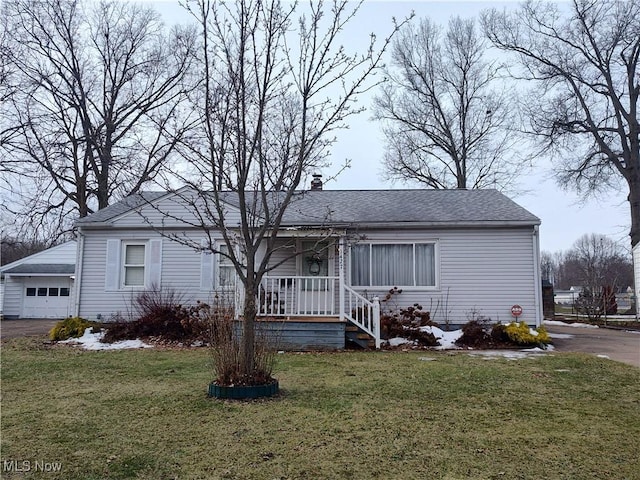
[73,187,542,349]
[0,241,77,319]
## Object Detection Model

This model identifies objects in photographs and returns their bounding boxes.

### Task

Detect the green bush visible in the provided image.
[503,321,550,347]
[49,317,96,341]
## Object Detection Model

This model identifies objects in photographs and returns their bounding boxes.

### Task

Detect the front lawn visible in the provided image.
[1,338,639,479]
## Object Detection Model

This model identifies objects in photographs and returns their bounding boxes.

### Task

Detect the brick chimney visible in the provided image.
[310,174,323,191]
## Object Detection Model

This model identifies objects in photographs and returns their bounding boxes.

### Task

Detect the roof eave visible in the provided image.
[281,220,541,229]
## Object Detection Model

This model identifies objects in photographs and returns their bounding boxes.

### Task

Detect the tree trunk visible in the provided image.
[628,167,640,248]
[627,168,640,320]
[242,277,257,378]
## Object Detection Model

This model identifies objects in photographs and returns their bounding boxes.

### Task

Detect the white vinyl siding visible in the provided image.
[351,242,437,288]
[81,231,204,320]
[348,228,538,326]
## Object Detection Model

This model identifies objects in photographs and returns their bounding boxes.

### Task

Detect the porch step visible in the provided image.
[345,324,375,349]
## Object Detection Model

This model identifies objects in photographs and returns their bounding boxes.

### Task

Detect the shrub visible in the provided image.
[101,288,211,343]
[379,288,439,347]
[456,320,491,348]
[207,295,277,387]
[50,317,96,341]
[503,321,551,347]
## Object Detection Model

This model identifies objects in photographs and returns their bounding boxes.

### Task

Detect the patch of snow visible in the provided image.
[597,354,611,359]
[544,320,599,329]
[60,328,153,350]
[467,348,551,361]
[418,357,435,362]
[419,326,463,350]
[555,369,571,372]
[388,337,413,347]
[549,333,574,339]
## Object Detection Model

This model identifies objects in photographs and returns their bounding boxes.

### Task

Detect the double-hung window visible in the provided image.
[123,243,146,287]
[217,244,235,289]
[350,242,437,287]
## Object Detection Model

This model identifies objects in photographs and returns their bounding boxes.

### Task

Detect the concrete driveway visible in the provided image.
[0,319,59,340]
[545,324,640,368]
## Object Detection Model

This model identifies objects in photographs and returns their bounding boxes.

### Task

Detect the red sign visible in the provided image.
[511,305,523,318]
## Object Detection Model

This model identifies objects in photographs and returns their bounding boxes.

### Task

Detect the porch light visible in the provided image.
[307,255,322,275]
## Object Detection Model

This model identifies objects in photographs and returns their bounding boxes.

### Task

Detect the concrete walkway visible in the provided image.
[545,323,640,368]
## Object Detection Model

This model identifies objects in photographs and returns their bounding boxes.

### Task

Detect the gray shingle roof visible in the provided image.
[75,191,166,225]
[282,189,539,226]
[75,188,539,228]
[4,264,75,275]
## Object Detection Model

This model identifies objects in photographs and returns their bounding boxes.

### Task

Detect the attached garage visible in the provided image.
[0,242,76,320]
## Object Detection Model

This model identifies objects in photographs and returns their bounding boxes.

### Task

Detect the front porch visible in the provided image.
[236,274,381,350]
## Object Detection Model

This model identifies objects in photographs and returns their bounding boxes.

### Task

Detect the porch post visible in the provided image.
[372,296,381,349]
[339,236,345,321]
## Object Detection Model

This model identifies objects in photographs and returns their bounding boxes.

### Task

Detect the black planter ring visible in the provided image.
[208,381,279,400]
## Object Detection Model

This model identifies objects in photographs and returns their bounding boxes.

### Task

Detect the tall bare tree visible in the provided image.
[155,0,402,382]
[482,1,640,267]
[374,16,521,190]
[0,0,196,238]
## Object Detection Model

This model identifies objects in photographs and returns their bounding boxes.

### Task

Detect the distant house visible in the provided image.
[553,286,584,304]
[72,187,542,349]
[0,241,77,319]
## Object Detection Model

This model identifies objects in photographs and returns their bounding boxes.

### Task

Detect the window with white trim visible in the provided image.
[123,243,146,287]
[350,242,437,287]
[218,244,235,288]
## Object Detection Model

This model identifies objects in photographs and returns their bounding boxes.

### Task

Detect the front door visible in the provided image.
[299,240,333,315]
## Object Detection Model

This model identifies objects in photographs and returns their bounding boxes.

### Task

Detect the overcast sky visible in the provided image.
[150,0,631,255]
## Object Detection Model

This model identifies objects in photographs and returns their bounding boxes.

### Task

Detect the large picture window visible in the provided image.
[350,243,436,287]
[123,243,146,286]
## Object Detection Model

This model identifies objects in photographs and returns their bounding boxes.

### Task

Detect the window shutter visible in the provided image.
[105,239,121,291]
[148,239,162,289]
[200,240,214,291]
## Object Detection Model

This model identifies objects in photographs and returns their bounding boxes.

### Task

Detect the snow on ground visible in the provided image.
[421,326,463,350]
[386,326,463,349]
[388,325,557,360]
[60,328,153,350]
[544,320,599,329]
[467,346,554,361]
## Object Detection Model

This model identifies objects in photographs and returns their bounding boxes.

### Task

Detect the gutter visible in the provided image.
[77,220,541,231]
[73,229,85,318]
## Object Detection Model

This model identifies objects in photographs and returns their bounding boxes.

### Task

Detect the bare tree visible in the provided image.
[153,0,402,383]
[0,0,196,238]
[540,250,556,283]
[482,1,640,254]
[374,16,521,190]
[567,234,630,290]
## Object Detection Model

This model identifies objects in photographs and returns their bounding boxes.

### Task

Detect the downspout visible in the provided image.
[532,225,542,327]
[73,228,85,318]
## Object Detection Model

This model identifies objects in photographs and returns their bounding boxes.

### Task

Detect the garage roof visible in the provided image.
[3,264,75,275]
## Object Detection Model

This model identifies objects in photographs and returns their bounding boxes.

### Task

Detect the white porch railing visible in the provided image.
[258,276,337,316]
[343,286,381,349]
[257,276,381,349]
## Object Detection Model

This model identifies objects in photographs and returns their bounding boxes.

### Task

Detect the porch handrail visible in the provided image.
[343,285,381,349]
[259,275,338,317]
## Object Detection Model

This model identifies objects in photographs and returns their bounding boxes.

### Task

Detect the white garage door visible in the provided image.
[22,277,72,318]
